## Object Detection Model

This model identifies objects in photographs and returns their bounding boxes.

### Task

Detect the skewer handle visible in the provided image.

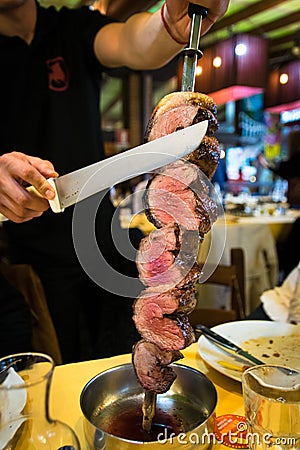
[188,3,208,19]
[181,4,208,91]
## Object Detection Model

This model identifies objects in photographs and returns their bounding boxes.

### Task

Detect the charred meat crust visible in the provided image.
[186,136,220,180]
[192,108,219,136]
[132,340,183,393]
[175,262,203,287]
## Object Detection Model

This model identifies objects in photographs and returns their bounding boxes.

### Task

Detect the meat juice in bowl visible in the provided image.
[80,363,217,450]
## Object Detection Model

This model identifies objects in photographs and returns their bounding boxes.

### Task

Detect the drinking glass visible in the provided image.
[0,352,80,449]
[242,365,300,450]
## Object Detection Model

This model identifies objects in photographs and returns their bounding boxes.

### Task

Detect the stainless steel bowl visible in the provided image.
[80,363,217,449]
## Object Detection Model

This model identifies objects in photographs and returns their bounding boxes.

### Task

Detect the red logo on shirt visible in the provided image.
[46,57,69,91]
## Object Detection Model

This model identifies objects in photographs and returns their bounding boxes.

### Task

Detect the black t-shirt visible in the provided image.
[0,3,118,266]
[0,272,33,356]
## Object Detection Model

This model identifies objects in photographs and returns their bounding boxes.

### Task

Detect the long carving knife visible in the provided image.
[0,120,208,220]
[181,3,208,92]
[196,324,265,366]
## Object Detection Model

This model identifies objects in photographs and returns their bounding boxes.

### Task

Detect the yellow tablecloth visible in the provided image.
[50,343,244,449]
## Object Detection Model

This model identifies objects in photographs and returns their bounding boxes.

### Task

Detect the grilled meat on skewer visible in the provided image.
[132,90,220,431]
[145,92,218,141]
[186,135,220,180]
[132,339,183,394]
[144,159,217,233]
[133,285,197,317]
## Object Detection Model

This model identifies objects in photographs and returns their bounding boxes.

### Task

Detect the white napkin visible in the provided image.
[0,368,27,450]
[261,262,300,323]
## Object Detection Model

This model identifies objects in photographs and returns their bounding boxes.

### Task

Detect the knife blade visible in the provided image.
[196,324,265,366]
[0,120,208,220]
[48,120,208,212]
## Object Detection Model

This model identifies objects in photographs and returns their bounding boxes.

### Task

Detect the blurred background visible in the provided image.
[36,0,300,204]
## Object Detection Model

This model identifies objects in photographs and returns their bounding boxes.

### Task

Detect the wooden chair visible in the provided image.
[189,248,246,330]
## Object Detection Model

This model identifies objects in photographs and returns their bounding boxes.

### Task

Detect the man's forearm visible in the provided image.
[94,1,229,70]
[94,8,183,70]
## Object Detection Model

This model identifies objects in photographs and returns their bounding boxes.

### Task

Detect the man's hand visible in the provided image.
[95,0,229,70]
[0,151,58,223]
[164,0,229,43]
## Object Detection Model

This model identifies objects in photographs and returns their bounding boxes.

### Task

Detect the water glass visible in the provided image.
[242,365,300,450]
[0,352,80,450]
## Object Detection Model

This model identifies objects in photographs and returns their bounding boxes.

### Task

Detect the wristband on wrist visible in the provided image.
[161,2,188,46]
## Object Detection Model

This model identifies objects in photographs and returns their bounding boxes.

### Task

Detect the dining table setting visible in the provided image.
[1,319,300,450]
[49,340,246,449]
[47,319,300,450]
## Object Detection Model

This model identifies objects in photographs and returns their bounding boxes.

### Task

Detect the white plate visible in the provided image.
[198,320,300,382]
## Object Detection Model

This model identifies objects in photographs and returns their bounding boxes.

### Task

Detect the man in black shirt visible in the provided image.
[0,0,229,362]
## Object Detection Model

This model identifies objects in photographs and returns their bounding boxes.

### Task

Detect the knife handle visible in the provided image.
[0,179,63,222]
[188,4,208,19]
[47,178,64,213]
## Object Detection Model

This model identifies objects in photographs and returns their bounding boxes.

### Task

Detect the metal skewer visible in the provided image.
[142,390,157,432]
[181,4,208,92]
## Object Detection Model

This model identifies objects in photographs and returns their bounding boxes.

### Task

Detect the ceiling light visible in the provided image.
[235,43,247,56]
[213,56,222,68]
[291,45,300,56]
[279,73,289,85]
[196,66,203,76]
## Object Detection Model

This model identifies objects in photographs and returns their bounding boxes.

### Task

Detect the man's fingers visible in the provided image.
[0,201,44,223]
[1,177,49,212]
[0,152,58,200]
[27,180,57,200]
[28,155,59,178]
[0,151,59,222]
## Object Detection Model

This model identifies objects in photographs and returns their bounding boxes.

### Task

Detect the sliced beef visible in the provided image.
[133,285,197,317]
[136,223,202,288]
[132,339,183,393]
[136,224,181,287]
[145,91,218,142]
[144,160,218,233]
[133,293,196,351]
[152,159,200,185]
[186,136,220,180]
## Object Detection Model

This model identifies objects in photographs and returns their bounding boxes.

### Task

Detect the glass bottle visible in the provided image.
[0,352,80,450]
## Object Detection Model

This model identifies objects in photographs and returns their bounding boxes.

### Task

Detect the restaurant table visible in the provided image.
[50,343,244,449]
[197,218,279,314]
[235,210,300,242]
